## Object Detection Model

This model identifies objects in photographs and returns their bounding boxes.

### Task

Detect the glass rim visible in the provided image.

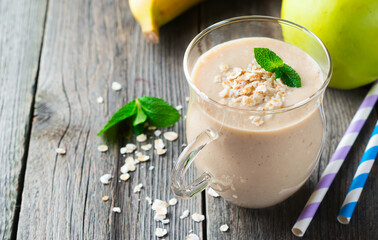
[183,15,333,114]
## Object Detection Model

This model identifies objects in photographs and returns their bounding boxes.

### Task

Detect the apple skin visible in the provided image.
[281,0,378,89]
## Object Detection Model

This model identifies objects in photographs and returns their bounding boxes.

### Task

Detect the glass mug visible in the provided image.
[171,16,332,208]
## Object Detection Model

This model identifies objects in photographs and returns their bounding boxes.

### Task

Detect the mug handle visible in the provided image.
[170,128,218,198]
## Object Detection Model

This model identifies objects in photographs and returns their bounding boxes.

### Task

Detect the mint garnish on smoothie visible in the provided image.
[254,48,302,88]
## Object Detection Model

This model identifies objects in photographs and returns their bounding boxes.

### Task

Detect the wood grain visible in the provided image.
[7,0,377,239]
[0,0,47,239]
[16,0,203,239]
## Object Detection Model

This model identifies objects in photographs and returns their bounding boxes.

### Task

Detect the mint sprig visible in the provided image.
[254,48,301,88]
[97,96,181,136]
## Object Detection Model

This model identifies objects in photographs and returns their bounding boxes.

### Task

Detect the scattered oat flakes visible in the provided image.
[133,183,143,193]
[145,196,152,205]
[111,82,122,91]
[191,213,205,222]
[185,96,190,102]
[207,188,220,197]
[168,198,178,206]
[56,148,66,155]
[112,207,121,213]
[136,134,147,142]
[141,144,152,151]
[148,126,157,130]
[137,154,150,162]
[120,173,130,181]
[180,210,190,219]
[186,233,200,240]
[149,166,155,171]
[100,174,112,184]
[125,143,137,153]
[154,130,162,137]
[232,195,238,199]
[220,224,229,232]
[97,96,104,103]
[155,228,167,238]
[157,148,167,155]
[176,105,183,110]
[102,196,109,202]
[98,145,109,152]
[164,131,178,141]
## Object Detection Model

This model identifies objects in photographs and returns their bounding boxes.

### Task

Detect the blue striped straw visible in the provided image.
[337,121,378,224]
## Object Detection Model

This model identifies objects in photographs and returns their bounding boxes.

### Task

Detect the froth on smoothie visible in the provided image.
[186,37,325,208]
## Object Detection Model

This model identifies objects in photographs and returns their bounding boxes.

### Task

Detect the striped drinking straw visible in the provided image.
[337,121,378,224]
[292,81,378,237]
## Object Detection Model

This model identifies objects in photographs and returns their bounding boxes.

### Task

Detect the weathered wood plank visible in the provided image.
[17,0,203,239]
[0,0,47,239]
[201,0,378,239]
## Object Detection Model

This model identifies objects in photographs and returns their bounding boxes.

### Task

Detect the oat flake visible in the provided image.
[97,96,104,103]
[164,132,178,141]
[133,183,143,193]
[100,174,112,184]
[155,228,167,238]
[56,148,66,155]
[157,148,167,155]
[154,139,165,149]
[98,145,108,152]
[112,207,121,213]
[125,143,137,153]
[180,210,190,219]
[141,144,152,151]
[168,198,178,206]
[102,196,109,202]
[220,224,229,232]
[138,154,150,162]
[186,233,200,240]
[136,134,147,142]
[154,130,162,137]
[120,173,130,181]
[111,82,122,91]
[191,213,205,222]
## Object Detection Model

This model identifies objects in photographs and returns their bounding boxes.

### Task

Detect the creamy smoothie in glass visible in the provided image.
[171,16,332,208]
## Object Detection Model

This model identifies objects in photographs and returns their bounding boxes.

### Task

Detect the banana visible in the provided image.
[129,0,204,43]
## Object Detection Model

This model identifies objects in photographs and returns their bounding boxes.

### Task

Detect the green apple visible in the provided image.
[281,0,378,89]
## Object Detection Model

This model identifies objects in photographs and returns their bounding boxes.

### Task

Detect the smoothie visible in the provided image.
[186,37,325,208]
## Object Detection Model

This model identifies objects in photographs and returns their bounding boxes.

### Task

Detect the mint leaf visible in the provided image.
[133,102,147,126]
[138,96,181,127]
[275,64,302,88]
[97,96,181,136]
[254,48,284,72]
[97,100,137,136]
[254,48,301,88]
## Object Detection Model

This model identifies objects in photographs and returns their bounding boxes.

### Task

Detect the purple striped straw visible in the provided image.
[292,81,378,237]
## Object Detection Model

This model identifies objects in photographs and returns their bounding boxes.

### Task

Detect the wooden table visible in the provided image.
[1,0,377,239]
